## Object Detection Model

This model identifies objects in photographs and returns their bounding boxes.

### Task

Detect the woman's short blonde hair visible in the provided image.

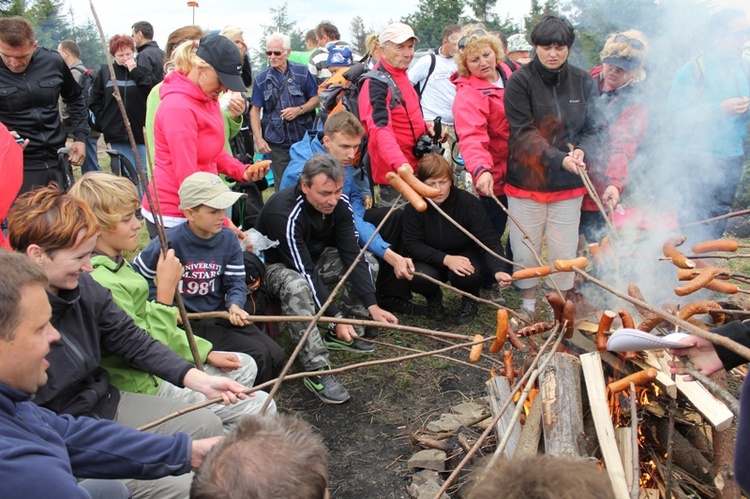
[69,172,140,233]
[455,24,505,78]
[600,29,649,66]
[219,25,243,39]
[170,39,210,75]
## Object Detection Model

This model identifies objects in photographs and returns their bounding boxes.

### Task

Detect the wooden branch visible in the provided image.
[677,208,750,230]
[89,1,203,370]
[410,270,529,324]
[365,338,491,373]
[578,165,618,237]
[580,352,630,499]
[572,267,750,361]
[138,334,488,432]
[629,384,639,499]
[486,376,522,458]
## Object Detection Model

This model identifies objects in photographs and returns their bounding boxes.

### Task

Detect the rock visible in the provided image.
[426,414,462,433]
[409,479,449,499]
[407,449,447,471]
[411,469,440,486]
[451,401,489,425]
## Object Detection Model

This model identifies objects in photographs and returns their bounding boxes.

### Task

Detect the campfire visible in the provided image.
[407,233,747,498]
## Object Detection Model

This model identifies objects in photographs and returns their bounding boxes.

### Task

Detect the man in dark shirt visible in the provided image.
[132,20,165,82]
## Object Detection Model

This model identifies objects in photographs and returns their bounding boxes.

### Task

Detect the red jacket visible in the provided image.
[451,65,513,196]
[142,71,247,219]
[0,123,23,249]
[583,66,648,211]
[359,59,427,185]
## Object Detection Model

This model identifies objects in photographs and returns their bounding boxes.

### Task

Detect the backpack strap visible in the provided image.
[415,52,437,98]
[359,69,403,110]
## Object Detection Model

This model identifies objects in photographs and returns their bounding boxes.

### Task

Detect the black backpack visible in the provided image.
[71,66,99,131]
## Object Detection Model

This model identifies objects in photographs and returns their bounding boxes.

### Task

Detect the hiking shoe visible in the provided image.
[426,293,446,321]
[378,296,425,316]
[323,328,375,353]
[455,299,479,325]
[303,370,350,404]
[480,284,506,305]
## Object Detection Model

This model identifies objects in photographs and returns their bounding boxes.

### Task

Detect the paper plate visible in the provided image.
[606,329,690,352]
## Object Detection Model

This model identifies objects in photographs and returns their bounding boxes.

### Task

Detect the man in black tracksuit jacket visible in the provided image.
[0,17,89,193]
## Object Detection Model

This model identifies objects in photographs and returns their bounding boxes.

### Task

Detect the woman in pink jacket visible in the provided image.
[451,26,516,277]
[141,35,267,234]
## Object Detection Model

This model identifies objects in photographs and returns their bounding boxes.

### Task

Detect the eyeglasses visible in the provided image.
[613,34,645,51]
[458,30,487,50]
[266,50,283,56]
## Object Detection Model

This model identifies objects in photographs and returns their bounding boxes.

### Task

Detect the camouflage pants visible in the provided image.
[375,184,403,208]
[264,249,379,371]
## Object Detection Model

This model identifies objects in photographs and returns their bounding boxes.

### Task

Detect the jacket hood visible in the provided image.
[298,131,327,158]
[159,70,214,104]
[450,68,505,90]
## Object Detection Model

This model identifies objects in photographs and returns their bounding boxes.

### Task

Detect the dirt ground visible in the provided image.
[273,297,511,499]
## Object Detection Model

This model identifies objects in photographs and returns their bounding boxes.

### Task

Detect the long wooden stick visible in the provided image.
[186,312,475,341]
[89,0,204,370]
[138,335,488,431]
[629,383,639,499]
[578,165,618,237]
[678,208,750,229]
[572,267,750,361]
[365,338,492,373]
[410,270,529,324]
[435,325,562,497]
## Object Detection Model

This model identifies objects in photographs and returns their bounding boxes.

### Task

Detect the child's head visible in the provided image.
[69,172,142,254]
[179,172,245,238]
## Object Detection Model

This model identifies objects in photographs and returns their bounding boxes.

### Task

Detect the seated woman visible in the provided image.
[581,30,649,243]
[402,153,512,324]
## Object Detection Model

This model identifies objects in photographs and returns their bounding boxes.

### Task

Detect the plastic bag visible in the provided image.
[240,228,278,256]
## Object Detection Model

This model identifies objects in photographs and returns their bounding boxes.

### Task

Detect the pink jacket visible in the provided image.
[451,65,513,196]
[142,71,246,218]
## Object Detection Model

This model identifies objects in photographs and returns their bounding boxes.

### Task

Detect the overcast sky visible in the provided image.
[66,0,748,52]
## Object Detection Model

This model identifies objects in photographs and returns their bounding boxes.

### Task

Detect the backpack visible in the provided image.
[318,63,403,122]
[689,52,750,101]
[413,48,439,99]
[71,66,99,132]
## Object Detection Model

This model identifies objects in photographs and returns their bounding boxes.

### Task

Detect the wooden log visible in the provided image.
[539,352,585,457]
[643,351,733,430]
[486,376,522,458]
[580,352,631,499]
[615,428,635,492]
[513,389,543,459]
[651,420,714,485]
[565,330,635,377]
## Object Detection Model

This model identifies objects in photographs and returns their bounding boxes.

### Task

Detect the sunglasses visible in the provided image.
[266,50,284,56]
[613,34,645,51]
[458,30,487,50]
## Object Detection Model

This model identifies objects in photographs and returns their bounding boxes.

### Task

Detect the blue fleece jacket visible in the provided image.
[0,382,191,498]
[280,131,390,259]
[668,50,750,158]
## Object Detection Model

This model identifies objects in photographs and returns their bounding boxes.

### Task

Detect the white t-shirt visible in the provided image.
[408,49,457,125]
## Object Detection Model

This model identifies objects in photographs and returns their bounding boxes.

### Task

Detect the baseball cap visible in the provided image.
[326,44,353,68]
[196,34,246,92]
[179,172,246,210]
[379,23,419,45]
[507,33,532,53]
[602,56,640,72]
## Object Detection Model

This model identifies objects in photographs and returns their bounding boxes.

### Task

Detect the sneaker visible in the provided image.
[426,293,446,321]
[323,328,375,353]
[303,369,351,404]
[378,296,426,316]
[480,284,506,305]
[455,299,478,325]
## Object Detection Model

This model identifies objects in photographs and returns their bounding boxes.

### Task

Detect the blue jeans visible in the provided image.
[109,142,148,177]
[81,136,101,173]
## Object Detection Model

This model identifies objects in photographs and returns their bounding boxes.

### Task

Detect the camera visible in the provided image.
[413,135,444,158]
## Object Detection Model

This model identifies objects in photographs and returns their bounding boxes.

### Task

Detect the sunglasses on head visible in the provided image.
[613,34,645,51]
[458,29,487,50]
[266,50,283,56]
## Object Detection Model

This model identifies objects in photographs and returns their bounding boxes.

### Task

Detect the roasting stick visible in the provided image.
[629,383,639,499]
[677,208,750,230]
[90,0,205,370]
[424,197,517,268]
[138,336,488,432]
[572,268,750,361]
[435,325,564,498]
[489,193,564,298]
[577,165,618,237]
[258,200,401,414]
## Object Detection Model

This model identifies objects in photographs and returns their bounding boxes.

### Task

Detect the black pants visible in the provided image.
[191,318,286,385]
[410,249,485,299]
[364,206,413,302]
[480,194,512,277]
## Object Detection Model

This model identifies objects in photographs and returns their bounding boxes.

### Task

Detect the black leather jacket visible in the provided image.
[0,47,89,170]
